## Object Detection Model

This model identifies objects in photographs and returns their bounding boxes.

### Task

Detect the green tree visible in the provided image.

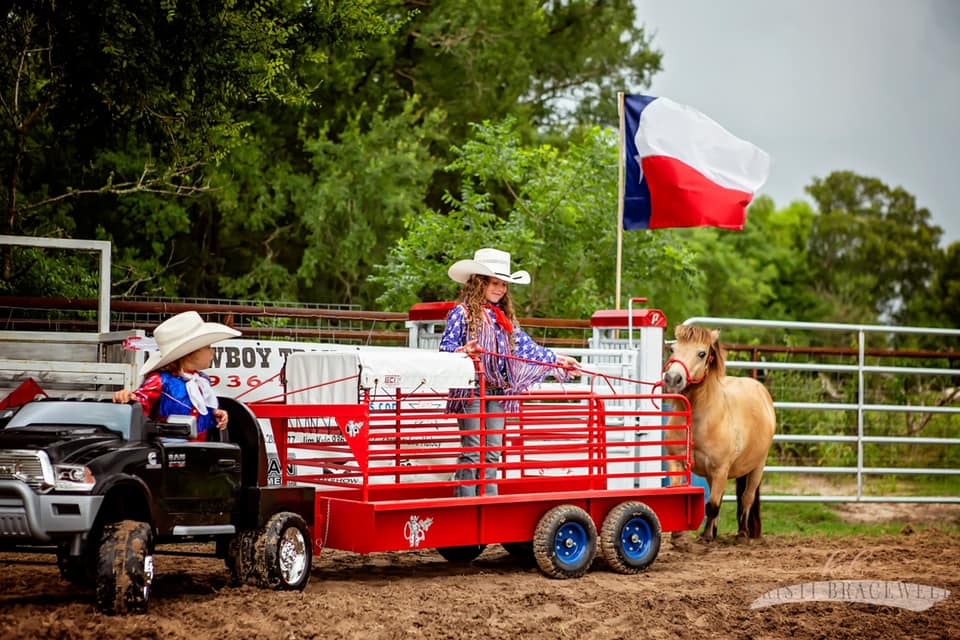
[672,196,824,326]
[903,241,960,330]
[805,171,943,324]
[316,0,660,137]
[214,99,445,303]
[0,0,395,296]
[2,1,667,308]
[370,118,697,319]
[928,243,960,328]
[206,0,663,307]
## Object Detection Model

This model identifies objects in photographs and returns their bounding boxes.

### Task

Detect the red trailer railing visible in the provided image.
[248,381,703,576]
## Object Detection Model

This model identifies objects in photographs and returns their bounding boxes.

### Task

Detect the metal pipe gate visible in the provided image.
[683,317,960,503]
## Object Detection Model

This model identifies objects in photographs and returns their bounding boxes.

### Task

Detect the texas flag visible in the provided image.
[621,95,771,230]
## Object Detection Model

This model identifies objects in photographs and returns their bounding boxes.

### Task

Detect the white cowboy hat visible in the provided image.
[448,248,531,285]
[139,311,240,376]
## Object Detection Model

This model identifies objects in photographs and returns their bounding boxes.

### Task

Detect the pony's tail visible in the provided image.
[736,476,763,538]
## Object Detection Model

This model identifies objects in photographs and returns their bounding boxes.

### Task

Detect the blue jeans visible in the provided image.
[454,394,505,497]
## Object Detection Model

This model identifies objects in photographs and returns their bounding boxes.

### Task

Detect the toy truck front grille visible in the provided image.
[0,451,46,491]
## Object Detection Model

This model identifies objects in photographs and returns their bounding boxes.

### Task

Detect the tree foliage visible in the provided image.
[671,196,826,323]
[205,0,663,306]
[2,2,956,332]
[371,119,698,318]
[11,0,659,306]
[1,0,400,294]
[903,241,960,330]
[805,171,942,323]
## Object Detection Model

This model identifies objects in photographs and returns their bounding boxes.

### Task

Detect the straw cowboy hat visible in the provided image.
[448,248,531,285]
[140,311,240,376]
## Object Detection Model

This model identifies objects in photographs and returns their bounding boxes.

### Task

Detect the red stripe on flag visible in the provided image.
[642,155,753,230]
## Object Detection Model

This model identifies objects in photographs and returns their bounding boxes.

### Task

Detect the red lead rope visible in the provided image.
[269,351,693,407]
[473,347,665,390]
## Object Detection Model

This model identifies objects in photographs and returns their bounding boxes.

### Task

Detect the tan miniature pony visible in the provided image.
[663,326,776,542]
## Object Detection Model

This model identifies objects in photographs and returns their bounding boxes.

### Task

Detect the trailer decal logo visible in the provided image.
[344,420,363,438]
[403,515,433,548]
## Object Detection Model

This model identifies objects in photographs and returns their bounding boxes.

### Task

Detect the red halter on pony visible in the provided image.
[662,353,714,387]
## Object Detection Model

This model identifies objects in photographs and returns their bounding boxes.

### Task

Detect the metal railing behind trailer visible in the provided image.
[0,236,142,400]
[682,317,960,504]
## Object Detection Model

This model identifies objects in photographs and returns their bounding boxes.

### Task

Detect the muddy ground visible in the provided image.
[1,509,958,640]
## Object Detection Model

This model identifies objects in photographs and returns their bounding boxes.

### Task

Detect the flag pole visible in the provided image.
[615,92,626,311]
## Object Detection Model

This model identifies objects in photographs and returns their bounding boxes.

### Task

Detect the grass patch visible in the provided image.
[689,473,960,537]
[713,502,907,537]
[761,472,960,499]
[864,473,960,498]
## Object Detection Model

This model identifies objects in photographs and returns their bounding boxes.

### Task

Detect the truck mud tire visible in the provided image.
[253,512,312,591]
[532,504,597,579]
[227,529,260,586]
[94,520,154,615]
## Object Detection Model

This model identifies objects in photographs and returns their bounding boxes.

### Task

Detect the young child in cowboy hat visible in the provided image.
[113,311,240,440]
[440,248,579,497]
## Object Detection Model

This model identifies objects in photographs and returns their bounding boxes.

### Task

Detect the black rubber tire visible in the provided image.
[501,541,536,567]
[532,505,597,579]
[255,512,312,590]
[436,544,486,564]
[227,529,260,586]
[94,520,154,615]
[599,501,662,574]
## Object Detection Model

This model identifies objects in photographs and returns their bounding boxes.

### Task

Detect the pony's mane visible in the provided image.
[674,325,727,378]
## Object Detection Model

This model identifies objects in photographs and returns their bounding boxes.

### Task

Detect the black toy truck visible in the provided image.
[0,396,315,614]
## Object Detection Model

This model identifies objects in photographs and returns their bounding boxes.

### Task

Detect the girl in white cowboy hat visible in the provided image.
[113,311,240,440]
[440,248,579,497]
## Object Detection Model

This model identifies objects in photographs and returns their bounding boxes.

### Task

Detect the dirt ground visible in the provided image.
[1,510,958,640]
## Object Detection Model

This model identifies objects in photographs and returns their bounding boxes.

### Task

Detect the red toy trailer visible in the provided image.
[249,348,703,578]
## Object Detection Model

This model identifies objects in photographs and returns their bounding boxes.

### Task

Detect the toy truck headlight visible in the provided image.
[53,464,96,491]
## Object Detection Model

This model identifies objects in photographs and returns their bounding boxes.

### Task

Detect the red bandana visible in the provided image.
[485,303,513,334]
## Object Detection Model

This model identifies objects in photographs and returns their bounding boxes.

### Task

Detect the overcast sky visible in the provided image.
[633,0,960,246]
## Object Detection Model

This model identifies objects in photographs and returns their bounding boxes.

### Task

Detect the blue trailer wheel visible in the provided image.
[532,505,597,579]
[599,501,661,574]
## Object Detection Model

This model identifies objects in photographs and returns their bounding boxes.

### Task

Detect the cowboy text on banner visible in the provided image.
[621,95,771,230]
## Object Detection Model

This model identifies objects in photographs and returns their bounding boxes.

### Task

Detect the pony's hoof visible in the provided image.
[734,533,751,545]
